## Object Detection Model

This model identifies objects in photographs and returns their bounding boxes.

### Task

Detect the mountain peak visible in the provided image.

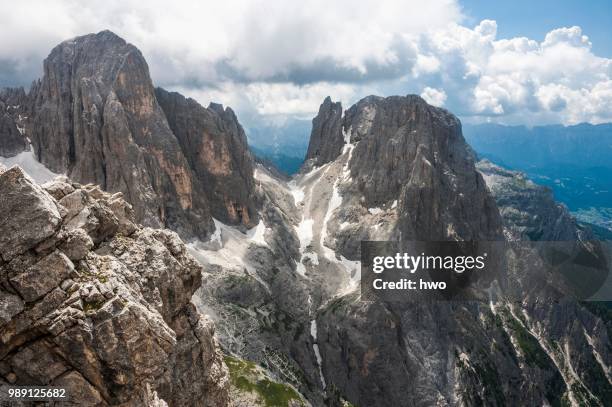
[63,29,128,47]
[304,97,343,166]
[305,94,461,167]
[24,31,257,240]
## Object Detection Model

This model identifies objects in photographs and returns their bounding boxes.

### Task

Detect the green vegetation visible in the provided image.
[224,355,305,407]
[326,297,347,314]
[501,309,565,406]
[224,273,253,288]
[77,263,109,283]
[83,299,106,313]
[503,311,551,370]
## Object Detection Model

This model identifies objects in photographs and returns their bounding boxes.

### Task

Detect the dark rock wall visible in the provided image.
[155,88,257,227]
[304,96,344,166]
[0,88,28,157]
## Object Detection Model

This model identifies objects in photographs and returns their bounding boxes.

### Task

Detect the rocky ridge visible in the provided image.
[0,163,229,406]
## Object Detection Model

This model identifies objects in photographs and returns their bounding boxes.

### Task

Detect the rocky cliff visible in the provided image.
[0,164,229,406]
[304,96,344,167]
[0,88,28,157]
[302,95,502,262]
[155,88,257,227]
[10,30,257,240]
[26,30,214,238]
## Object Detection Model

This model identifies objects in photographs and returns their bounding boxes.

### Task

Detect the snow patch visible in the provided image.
[253,165,278,183]
[294,218,315,277]
[188,218,272,294]
[339,255,361,283]
[303,252,319,266]
[342,125,352,146]
[209,219,224,247]
[296,218,314,249]
[299,163,328,184]
[0,150,59,183]
[310,319,327,389]
[295,259,307,277]
[247,219,268,247]
[310,319,318,338]
[368,207,383,215]
[320,183,342,260]
[288,180,305,204]
[391,200,398,209]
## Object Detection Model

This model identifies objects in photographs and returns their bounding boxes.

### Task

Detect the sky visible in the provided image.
[461,0,612,57]
[0,0,611,129]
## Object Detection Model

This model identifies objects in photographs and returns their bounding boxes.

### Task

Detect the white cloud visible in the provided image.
[414,22,612,124]
[173,81,363,120]
[0,1,611,125]
[0,0,461,87]
[420,87,447,106]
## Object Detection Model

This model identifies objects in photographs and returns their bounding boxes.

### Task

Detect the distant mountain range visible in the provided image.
[463,123,612,234]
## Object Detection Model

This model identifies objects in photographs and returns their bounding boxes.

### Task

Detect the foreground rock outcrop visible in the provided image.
[0,164,229,406]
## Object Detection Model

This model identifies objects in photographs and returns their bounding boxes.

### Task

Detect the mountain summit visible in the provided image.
[5,30,258,240]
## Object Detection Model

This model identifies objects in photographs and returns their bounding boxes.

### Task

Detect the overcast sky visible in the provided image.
[1,0,611,128]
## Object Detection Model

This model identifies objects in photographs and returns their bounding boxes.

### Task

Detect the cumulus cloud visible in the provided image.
[0,0,461,87]
[420,87,447,106]
[0,1,611,126]
[412,21,612,124]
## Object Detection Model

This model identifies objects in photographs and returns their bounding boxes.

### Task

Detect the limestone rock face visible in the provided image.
[27,31,215,239]
[345,95,502,241]
[303,95,502,260]
[0,88,28,157]
[22,30,260,239]
[221,95,607,406]
[0,167,229,406]
[155,88,257,227]
[305,96,344,167]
